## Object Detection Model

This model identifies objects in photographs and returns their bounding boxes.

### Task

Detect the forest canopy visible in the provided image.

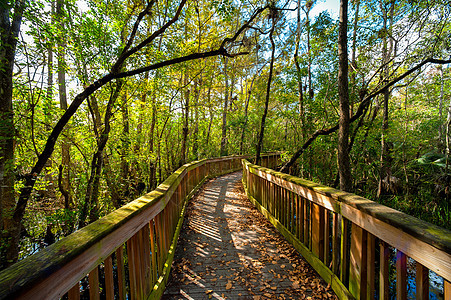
[0,0,450,270]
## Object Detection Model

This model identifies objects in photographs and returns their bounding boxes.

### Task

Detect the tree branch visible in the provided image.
[280,57,451,172]
[13,3,267,223]
[112,0,187,73]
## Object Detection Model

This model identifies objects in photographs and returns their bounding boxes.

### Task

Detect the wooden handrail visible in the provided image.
[0,154,280,300]
[242,159,451,300]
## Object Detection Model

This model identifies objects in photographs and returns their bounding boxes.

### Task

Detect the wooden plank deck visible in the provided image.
[163,172,337,300]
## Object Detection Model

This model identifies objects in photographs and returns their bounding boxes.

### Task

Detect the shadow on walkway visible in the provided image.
[163,172,337,300]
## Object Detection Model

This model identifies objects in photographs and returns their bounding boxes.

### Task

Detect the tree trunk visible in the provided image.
[0,0,25,270]
[377,0,395,198]
[240,75,255,155]
[57,0,71,209]
[256,16,276,165]
[205,82,213,156]
[338,0,352,192]
[350,0,360,115]
[148,90,157,191]
[43,0,56,203]
[192,78,200,160]
[439,65,444,150]
[220,57,229,156]
[120,92,130,198]
[79,81,123,228]
[294,0,305,140]
[180,74,190,165]
[304,2,313,100]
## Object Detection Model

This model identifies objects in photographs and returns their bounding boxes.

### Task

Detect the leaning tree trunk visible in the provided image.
[79,81,123,228]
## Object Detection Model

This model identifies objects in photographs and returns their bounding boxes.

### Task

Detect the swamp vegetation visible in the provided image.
[0,0,450,270]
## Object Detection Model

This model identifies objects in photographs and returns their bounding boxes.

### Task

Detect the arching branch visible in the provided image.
[13,3,269,224]
[280,57,451,173]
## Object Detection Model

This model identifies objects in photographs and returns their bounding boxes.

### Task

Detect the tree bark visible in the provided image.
[192,78,200,160]
[294,0,305,140]
[220,57,229,156]
[338,0,352,192]
[439,65,444,149]
[350,0,360,115]
[120,92,130,198]
[0,0,25,270]
[280,58,451,173]
[148,86,157,191]
[180,74,190,165]
[5,1,269,268]
[56,0,71,209]
[303,1,314,100]
[377,0,395,198]
[79,80,123,227]
[256,15,276,165]
[240,73,256,155]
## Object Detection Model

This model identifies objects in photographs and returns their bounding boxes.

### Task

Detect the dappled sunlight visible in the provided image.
[164,172,337,299]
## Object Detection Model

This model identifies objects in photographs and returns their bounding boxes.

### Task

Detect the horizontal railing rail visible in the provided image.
[242,159,451,300]
[0,154,280,300]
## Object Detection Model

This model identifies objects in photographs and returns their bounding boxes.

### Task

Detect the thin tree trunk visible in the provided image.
[57,0,71,209]
[350,0,360,115]
[180,74,189,165]
[79,81,123,227]
[206,83,213,156]
[256,16,276,165]
[377,0,394,198]
[240,75,255,154]
[192,79,200,160]
[220,57,229,156]
[294,0,305,140]
[43,0,56,202]
[439,65,444,150]
[304,2,313,100]
[148,89,157,191]
[120,92,130,198]
[338,0,352,192]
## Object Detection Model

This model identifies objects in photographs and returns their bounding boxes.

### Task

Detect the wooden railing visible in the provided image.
[242,159,451,300]
[0,154,280,300]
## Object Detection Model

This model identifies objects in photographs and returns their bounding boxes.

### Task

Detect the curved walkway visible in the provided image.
[163,172,337,300]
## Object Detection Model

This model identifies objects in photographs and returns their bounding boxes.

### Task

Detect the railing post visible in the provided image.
[445,280,451,300]
[116,246,126,300]
[332,213,340,275]
[366,233,375,299]
[416,262,429,300]
[88,266,100,300]
[396,250,407,300]
[311,203,325,261]
[104,255,114,300]
[349,223,367,299]
[68,283,79,300]
[380,241,390,300]
[340,217,350,286]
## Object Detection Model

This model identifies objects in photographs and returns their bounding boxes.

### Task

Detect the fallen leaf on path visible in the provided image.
[226,281,232,290]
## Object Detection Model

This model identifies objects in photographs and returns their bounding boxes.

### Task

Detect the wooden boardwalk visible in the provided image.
[163,172,337,300]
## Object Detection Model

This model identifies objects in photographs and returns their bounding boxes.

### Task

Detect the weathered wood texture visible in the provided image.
[0,154,280,300]
[242,159,451,300]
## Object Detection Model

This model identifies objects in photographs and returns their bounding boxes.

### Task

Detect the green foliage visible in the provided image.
[4,0,451,264]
